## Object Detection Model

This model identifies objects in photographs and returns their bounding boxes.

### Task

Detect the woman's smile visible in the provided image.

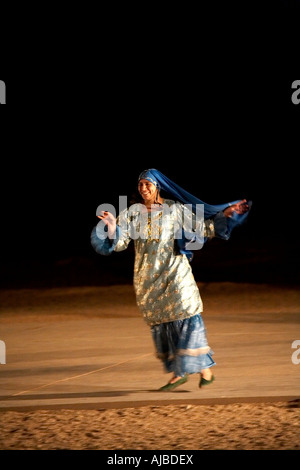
[138,179,157,202]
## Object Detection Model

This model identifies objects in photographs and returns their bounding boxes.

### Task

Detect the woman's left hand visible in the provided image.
[223,199,249,218]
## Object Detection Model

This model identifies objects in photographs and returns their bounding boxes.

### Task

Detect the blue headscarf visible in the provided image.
[138,168,251,259]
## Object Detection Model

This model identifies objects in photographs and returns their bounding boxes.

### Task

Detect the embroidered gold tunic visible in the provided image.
[114,199,217,326]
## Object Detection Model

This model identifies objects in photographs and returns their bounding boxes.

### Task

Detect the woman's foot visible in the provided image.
[169,376,184,384]
[159,374,188,391]
[199,368,215,388]
[200,368,213,381]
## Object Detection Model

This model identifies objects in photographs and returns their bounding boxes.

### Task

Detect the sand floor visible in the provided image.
[0,282,300,450]
[1,401,300,450]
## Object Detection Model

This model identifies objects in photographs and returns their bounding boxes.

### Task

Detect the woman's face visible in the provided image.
[138,179,157,202]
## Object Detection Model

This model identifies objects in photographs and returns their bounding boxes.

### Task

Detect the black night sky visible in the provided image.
[1,6,299,290]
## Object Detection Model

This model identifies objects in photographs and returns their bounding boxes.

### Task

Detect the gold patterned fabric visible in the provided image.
[114,199,216,326]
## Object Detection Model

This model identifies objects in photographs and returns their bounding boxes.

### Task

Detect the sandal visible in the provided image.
[159,374,188,392]
[199,374,215,388]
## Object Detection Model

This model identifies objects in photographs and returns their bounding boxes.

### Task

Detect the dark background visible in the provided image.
[1,3,299,289]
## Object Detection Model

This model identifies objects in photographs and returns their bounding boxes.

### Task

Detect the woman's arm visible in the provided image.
[91,208,132,255]
[176,199,250,244]
[208,199,250,240]
[97,211,117,239]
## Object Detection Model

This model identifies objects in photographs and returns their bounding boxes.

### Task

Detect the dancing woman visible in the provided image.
[91,169,250,391]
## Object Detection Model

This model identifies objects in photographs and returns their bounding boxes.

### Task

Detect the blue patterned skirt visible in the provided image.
[151,313,215,377]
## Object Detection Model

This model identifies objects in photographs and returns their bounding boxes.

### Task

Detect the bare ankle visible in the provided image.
[201,369,212,379]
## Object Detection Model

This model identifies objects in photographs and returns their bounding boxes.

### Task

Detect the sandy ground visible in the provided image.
[0,282,300,450]
[1,281,300,321]
[1,401,300,450]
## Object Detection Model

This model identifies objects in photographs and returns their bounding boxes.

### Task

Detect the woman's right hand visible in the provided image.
[97,211,117,238]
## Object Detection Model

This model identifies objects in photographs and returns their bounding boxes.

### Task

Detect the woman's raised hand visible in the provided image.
[223,199,249,218]
[97,211,117,238]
